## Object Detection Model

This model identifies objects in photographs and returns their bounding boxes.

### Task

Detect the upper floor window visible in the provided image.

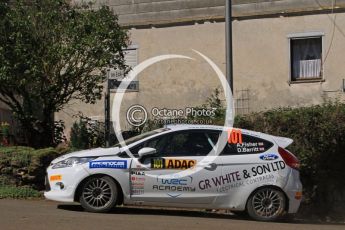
[290,36,323,82]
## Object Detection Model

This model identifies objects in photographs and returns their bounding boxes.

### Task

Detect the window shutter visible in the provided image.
[109,46,139,92]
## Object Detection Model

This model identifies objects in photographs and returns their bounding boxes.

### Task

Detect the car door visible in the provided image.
[213,130,283,208]
[130,130,223,206]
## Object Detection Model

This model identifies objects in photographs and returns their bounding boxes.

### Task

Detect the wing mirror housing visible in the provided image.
[138,147,157,159]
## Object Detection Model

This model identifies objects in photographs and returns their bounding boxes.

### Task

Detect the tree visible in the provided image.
[0,0,129,147]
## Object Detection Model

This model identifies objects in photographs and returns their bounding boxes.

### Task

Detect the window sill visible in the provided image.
[289,78,325,85]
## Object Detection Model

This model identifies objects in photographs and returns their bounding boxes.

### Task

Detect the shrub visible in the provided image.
[187,88,226,125]
[0,122,10,146]
[70,117,105,149]
[0,146,60,190]
[235,102,345,220]
[0,185,41,199]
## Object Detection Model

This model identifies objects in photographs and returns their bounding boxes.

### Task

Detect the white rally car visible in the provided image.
[45,125,302,221]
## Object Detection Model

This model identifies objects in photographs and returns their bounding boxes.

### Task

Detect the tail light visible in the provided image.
[278,147,300,170]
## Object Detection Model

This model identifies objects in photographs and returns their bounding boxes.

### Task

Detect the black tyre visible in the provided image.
[80,176,118,213]
[246,187,286,221]
[231,210,248,218]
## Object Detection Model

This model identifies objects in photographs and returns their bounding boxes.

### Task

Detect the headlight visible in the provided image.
[52,157,97,169]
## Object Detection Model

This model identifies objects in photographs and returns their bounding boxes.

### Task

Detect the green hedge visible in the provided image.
[235,102,345,220]
[1,102,344,219]
[0,146,61,191]
[0,185,41,199]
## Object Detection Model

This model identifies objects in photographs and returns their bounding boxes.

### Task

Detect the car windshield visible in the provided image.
[111,128,170,148]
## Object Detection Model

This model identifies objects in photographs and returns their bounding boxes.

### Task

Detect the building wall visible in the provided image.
[57,22,225,134]
[233,13,345,110]
[57,10,345,135]
[74,0,345,26]
[58,0,345,136]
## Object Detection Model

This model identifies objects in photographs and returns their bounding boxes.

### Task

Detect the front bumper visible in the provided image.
[44,165,90,203]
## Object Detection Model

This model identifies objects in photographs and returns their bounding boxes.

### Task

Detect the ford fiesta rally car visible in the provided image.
[45,125,302,221]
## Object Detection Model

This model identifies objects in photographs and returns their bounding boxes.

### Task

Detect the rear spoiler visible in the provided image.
[271,136,293,148]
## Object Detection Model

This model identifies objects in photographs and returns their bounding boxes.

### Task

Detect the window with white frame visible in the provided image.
[109,46,139,92]
[290,37,322,81]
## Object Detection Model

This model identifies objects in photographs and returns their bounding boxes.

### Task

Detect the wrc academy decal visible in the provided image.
[89,160,127,169]
[151,158,196,169]
[198,161,286,193]
[152,175,195,193]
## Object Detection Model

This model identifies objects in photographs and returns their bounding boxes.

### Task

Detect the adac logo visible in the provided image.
[151,158,196,169]
[259,154,279,161]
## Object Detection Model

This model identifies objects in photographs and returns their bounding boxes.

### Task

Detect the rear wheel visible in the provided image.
[80,176,118,213]
[231,211,248,218]
[246,187,286,221]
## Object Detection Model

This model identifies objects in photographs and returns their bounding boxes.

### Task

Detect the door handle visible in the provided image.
[198,162,217,171]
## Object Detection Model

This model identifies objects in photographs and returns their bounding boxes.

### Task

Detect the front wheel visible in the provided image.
[246,187,286,221]
[80,176,118,213]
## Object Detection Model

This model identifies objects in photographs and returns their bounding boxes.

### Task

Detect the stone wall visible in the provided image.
[74,0,345,26]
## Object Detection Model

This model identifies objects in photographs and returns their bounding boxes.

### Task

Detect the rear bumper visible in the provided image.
[284,169,303,213]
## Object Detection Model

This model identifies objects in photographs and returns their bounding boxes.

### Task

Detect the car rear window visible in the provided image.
[221,134,274,155]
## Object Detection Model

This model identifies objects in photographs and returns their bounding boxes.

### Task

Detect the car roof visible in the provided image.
[166,124,225,131]
[165,124,270,139]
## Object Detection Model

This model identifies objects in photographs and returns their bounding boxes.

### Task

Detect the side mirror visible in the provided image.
[138,147,156,159]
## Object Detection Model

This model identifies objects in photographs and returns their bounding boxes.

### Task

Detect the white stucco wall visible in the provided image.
[56,12,345,136]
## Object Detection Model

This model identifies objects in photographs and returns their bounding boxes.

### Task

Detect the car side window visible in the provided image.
[117,143,144,158]
[222,134,273,155]
[156,131,218,157]
[145,135,168,152]
[121,135,169,158]
[120,130,222,158]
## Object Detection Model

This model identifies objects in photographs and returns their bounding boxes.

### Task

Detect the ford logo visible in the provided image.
[260,154,279,161]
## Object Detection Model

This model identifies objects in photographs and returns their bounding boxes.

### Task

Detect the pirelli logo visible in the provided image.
[151,158,196,169]
[227,128,243,144]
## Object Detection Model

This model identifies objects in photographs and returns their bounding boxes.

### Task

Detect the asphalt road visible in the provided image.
[0,199,344,230]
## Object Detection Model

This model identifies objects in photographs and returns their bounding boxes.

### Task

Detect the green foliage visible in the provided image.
[0,122,10,146]
[0,0,129,148]
[134,119,163,135]
[0,146,60,190]
[0,185,41,199]
[235,102,345,218]
[70,117,105,149]
[53,120,66,146]
[187,88,226,125]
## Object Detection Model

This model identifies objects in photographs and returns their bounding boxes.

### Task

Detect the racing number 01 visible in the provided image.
[228,129,243,144]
